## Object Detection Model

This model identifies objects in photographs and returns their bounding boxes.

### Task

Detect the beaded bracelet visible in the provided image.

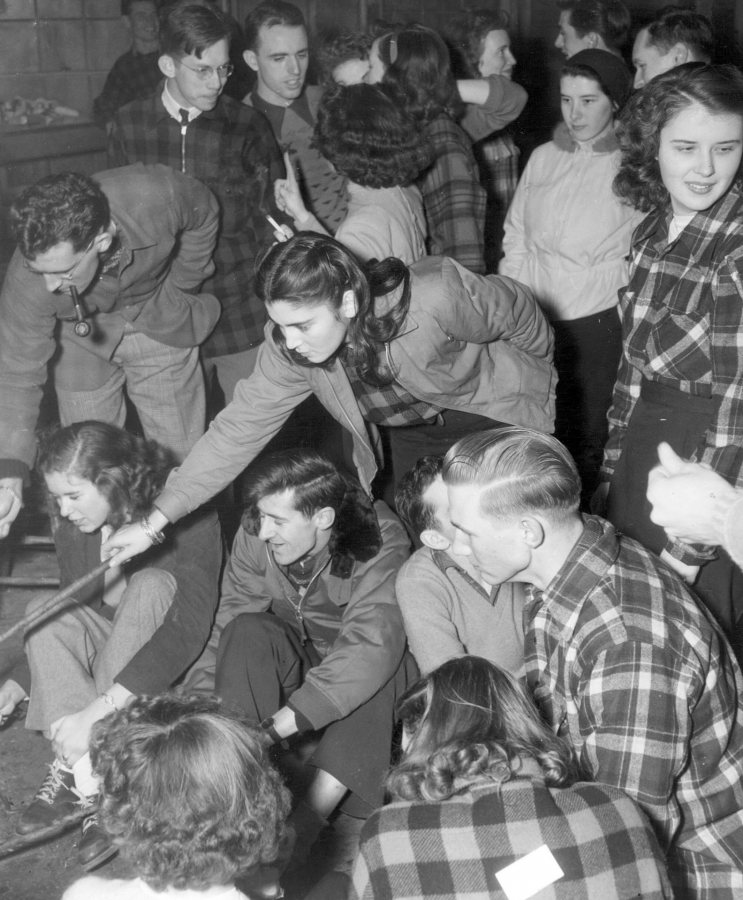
[140,517,165,545]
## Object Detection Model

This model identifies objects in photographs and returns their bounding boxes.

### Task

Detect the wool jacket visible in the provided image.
[155,256,555,522]
[0,164,220,479]
[351,777,672,900]
[109,88,285,356]
[186,501,409,730]
[526,515,743,896]
[500,123,643,322]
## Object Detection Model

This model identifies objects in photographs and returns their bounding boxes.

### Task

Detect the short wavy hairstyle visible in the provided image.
[644,7,714,63]
[446,8,510,79]
[387,656,591,802]
[314,83,433,188]
[89,694,291,892]
[442,426,581,523]
[394,455,443,537]
[159,1,232,58]
[614,63,743,212]
[37,421,175,530]
[10,172,110,259]
[376,24,461,125]
[316,29,371,85]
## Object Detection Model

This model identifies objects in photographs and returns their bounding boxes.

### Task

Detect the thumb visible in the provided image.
[283,151,298,188]
[656,441,687,474]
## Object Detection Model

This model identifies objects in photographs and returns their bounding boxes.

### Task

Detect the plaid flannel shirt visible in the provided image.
[602,185,743,560]
[419,114,487,274]
[351,778,672,900]
[525,515,743,898]
[109,90,284,356]
[92,49,161,125]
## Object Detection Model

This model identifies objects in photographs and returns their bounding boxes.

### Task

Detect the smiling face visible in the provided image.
[658,101,743,216]
[127,0,158,52]
[447,483,533,585]
[267,297,352,363]
[45,471,112,533]
[257,489,330,565]
[162,38,231,112]
[560,74,614,142]
[478,29,515,79]
[245,24,309,105]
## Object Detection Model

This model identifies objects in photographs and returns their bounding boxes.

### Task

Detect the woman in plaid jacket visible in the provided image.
[351,656,672,900]
[598,64,743,652]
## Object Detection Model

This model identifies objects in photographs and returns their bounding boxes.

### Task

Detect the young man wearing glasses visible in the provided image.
[109,1,285,404]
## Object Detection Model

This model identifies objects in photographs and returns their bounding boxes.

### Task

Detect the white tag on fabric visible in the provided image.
[495,844,564,900]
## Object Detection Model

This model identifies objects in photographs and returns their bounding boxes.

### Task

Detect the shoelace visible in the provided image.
[80,812,99,834]
[34,760,87,806]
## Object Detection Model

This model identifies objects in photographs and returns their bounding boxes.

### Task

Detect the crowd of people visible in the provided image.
[0,1,742,899]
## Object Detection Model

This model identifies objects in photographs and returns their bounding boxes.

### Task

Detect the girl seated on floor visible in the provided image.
[61,694,291,900]
[351,656,672,900]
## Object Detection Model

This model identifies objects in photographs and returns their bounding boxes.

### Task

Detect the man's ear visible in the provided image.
[93,223,115,254]
[314,506,336,532]
[420,528,450,551]
[520,515,546,550]
[584,31,600,48]
[340,289,358,319]
[244,49,259,73]
[670,43,691,66]
[159,54,176,79]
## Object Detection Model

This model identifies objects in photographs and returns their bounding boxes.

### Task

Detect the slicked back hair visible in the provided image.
[244,0,306,52]
[394,455,443,537]
[442,427,581,523]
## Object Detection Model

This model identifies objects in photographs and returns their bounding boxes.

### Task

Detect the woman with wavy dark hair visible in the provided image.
[0,421,221,870]
[596,63,743,653]
[61,694,291,899]
[366,24,527,273]
[351,656,672,899]
[273,81,431,264]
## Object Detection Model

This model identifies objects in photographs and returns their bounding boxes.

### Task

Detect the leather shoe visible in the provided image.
[17,759,82,835]
[78,810,117,870]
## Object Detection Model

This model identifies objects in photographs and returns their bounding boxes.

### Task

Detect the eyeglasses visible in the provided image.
[177,60,234,81]
[23,239,96,287]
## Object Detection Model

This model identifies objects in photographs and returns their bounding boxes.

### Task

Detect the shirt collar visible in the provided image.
[161,81,203,124]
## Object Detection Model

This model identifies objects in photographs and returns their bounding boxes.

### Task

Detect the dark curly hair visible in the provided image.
[37,421,175,530]
[446,8,510,79]
[10,172,110,259]
[314,83,433,189]
[89,694,291,892]
[256,231,411,386]
[240,448,382,577]
[394,455,443,537]
[387,657,591,802]
[316,29,371,85]
[614,63,743,213]
[376,24,461,125]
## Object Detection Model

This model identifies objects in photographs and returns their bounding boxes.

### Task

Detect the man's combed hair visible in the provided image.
[557,0,630,50]
[446,8,510,79]
[90,695,291,892]
[10,172,110,259]
[377,24,461,126]
[38,421,175,530]
[314,83,433,189]
[394,456,443,537]
[387,657,591,802]
[159,1,231,57]
[244,0,305,52]
[255,232,412,386]
[442,427,581,521]
[614,63,743,213]
[645,7,714,63]
[241,448,383,576]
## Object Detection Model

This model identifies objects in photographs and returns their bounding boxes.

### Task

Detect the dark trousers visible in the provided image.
[553,308,622,507]
[607,379,743,651]
[215,612,418,815]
